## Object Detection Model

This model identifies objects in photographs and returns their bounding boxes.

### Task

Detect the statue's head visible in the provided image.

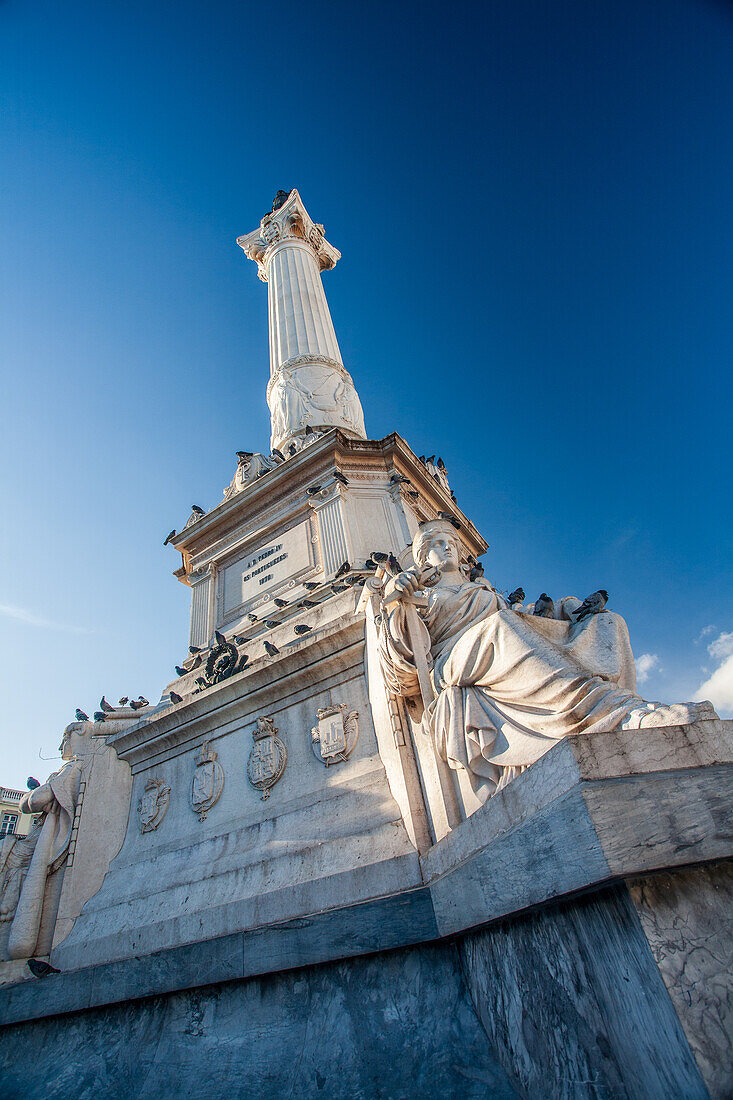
[412,520,461,575]
[59,720,90,760]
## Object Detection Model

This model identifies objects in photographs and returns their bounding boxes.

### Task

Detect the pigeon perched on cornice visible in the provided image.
[265,620,281,629]
[533,594,555,618]
[303,581,319,591]
[170,691,182,704]
[333,471,348,486]
[271,449,285,462]
[574,590,609,621]
[507,588,525,605]
[163,530,176,546]
[438,511,461,530]
[306,485,322,497]
[189,645,201,654]
[390,473,410,484]
[247,613,259,622]
[27,959,60,978]
[274,597,288,608]
[191,505,204,516]
[93,712,106,722]
[299,599,317,609]
[294,624,311,635]
[264,640,279,656]
[174,666,187,677]
[100,696,115,713]
[214,630,226,646]
[75,709,89,722]
[118,697,129,706]
[334,561,350,579]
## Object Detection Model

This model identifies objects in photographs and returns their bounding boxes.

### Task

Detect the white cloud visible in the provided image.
[695,631,733,719]
[0,604,91,634]
[635,653,660,684]
[708,632,733,662]
[695,624,716,644]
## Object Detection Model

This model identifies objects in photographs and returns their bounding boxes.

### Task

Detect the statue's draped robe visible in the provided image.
[7,759,81,959]
[380,580,647,790]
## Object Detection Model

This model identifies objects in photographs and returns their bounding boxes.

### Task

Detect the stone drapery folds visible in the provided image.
[379,521,717,796]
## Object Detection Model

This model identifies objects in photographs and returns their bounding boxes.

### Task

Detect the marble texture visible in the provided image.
[0,942,518,1100]
[629,862,733,1099]
[459,883,708,1099]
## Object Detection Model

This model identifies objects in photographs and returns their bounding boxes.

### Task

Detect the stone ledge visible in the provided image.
[2,721,731,1027]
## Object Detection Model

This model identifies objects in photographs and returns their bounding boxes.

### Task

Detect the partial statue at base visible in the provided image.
[378,520,717,798]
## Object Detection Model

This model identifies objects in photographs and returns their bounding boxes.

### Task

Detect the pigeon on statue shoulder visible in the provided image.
[533,594,555,618]
[574,590,609,621]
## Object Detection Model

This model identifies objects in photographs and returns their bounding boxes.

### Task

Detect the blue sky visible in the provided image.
[1,0,732,789]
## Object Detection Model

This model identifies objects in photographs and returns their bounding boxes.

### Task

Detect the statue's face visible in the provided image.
[422,533,459,572]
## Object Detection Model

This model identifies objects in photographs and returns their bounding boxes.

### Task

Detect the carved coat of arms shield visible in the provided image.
[138,776,170,833]
[247,717,287,800]
[311,704,359,766]
[190,741,224,821]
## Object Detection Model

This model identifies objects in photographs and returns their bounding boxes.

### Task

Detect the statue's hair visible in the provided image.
[412,519,460,567]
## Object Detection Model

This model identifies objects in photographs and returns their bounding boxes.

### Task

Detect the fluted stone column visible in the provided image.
[238,190,366,453]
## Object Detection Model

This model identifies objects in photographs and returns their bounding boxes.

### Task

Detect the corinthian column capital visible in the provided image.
[236,189,341,282]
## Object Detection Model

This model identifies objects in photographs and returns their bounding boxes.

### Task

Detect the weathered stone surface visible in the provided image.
[629,862,733,1099]
[0,943,518,1100]
[458,884,708,1100]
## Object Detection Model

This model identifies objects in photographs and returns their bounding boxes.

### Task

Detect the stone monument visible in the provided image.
[0,190,730,1100]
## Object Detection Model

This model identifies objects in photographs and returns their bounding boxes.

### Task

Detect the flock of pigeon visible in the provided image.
[74,696,150,724]
[506,587,609,621]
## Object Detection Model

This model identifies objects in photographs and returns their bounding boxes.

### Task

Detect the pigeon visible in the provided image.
[305,425,314,435]
[335,561,350,579]
[174,666,187,677]
[163,529,176,546]
[75,709,89,722]
[437,457,446,470]
[294,624,311,635]
[195,677,207,688]
[236,654,249,670]
[189,654,203,670]
[273,597,288,608]
[390,473,410,484]
[247,613,259,623]
[371,551,389,564]
[574,590,609,621]
[330,584,347,594]
[288,443,298,455]
[344,574,362,586]
[137,696,149,706]
[118,697,129,705]
[27,959,60,978]
[450,492,458,503]
[191,505,205,516]
[236,451,254,461]
[507,587,525,605]
[418,455,426,463]
[386,554,402,576]
[189,646,201,655]
[129,700,145,711]
[264,640,279,656]
[406,490,419,500]
[100,696,115,713]
[233,635,247,645]
[214,630,227,646]
[533,594,555,618]
[425,455,436,465]
[93,712,106,722]
[304,581,320,591]
[469,565,484,581]
[306,485,322,497]
[170,691,183,704]
[333,471,349,485]
[364,558,377,570]
[438,510,461,530]
[271,448,285,461]
[299,599,317,609]
[27,777,40,790]
[265,620,281,629]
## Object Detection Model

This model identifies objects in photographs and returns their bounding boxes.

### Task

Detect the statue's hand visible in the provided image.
[383,568,423,606]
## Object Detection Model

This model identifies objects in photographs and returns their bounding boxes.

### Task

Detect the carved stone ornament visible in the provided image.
[247,716,287,800]
[236,189,341,282]
[190,741,225,822]
[138,776,170,833]
[311,704,359,766]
